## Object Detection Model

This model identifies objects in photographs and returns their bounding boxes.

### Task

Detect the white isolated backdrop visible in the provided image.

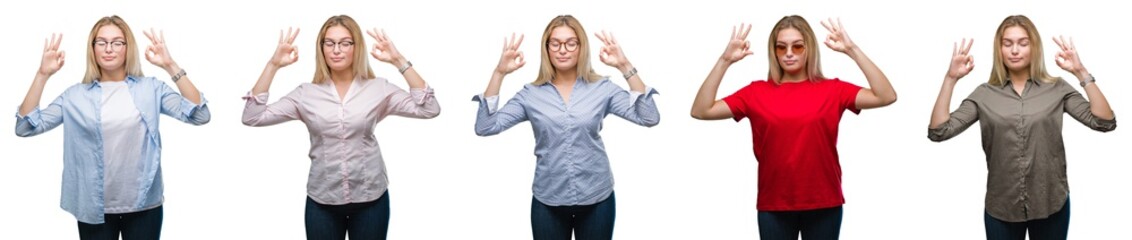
[1,0,1127,239]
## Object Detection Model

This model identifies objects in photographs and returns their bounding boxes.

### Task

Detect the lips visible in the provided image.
[783,59,798,65]
[330,57,346,62]
[555,57,571,62]
[101,56,116,61]
[1008,58,1024,62]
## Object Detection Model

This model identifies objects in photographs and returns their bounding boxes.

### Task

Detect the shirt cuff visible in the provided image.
[627,86,658,108]
[471,94,500,114]
[14,107,42,128]
[242,91,270,104]
[408,85,435,105]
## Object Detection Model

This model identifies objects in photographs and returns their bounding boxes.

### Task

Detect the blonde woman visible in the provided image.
[241,15,439,240]
[689,15,897,239]
[15,15,209,239]
[928,15,1115,240]
[473,15,659,240]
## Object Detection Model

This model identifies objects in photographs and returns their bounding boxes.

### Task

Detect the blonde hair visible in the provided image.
[82,15,143,84]
[533,15,602,85]
[766,15,825,83]
[313,15,374,84]
[989,15,1060,86]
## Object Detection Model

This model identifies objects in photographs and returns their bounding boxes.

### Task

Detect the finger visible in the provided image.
[143,29,155,43]
[288,27,300,44]
[515,33,524,49]
[1052,36,1064,50]
[608,31,617,45]
[743,50,754,57]
[380,29,389,42]
[963,38,973,54]
[742,23,752,39]
[820,19,834,32]
[43,36,49,52]
[292,47,299,62]
[730,25,737,39]
[58,51,66,64]
[160,30,166,43]
[278,29,285,43]
[508,33,517,48]
[367,28,378,40]
[1069,36,1076,49]
[837,18,845,31]
[594,31,607,45]
[952,41,958,56]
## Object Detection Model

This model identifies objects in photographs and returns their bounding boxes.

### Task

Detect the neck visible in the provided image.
[330,69,354,84]
[100,68,126,82]
[780,71,807,83]
[553,69,578,85]
[1008,69,1030,85]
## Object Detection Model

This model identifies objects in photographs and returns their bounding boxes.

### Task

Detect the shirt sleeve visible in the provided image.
[722,83,753,122]
[1061,81,1116,132]
[606,82,660,127]
[472,87,529,136]
[241,85,304,127]
[836,79,864,114]
[158,80,210,125]
[928,88,982,142]
[14,93,67,137]
[382,80,441,119]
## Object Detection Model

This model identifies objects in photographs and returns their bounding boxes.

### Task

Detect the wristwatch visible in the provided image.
[1079,74,1095,88]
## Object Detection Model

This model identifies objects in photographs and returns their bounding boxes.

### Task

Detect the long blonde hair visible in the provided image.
[766,15,825,83]
[82,15,143,84]
[312,15,375,84]
[989,15,1059,86]
[532,15,602,85]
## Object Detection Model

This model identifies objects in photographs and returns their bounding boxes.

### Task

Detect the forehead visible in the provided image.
[323,25,352,39]
[1002,26,1029,39]
[96,25,124,39]
[549,26,577,40]
[776,28,803,43]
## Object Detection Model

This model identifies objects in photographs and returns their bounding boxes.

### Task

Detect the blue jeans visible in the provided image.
[305,190,390,240]
[530,192,616,240]
[77,205,163,240]
[985,197,1070,240]
[757,206,843,240]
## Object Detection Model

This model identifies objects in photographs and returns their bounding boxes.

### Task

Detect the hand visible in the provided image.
[367,28,406,65]
[720,23,754,63]
[269,27,300,68]
[143,28,178,70]
[595,30,631,71]
[38,33,65,76]
[1053,35,1087,75]
[821,18,857,53]
[495,33,525,75]
[946,38,975,81]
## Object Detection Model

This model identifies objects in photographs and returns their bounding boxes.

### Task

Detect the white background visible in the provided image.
[2,0,1128,239]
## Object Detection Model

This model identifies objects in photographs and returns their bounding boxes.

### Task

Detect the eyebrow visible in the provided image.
[94,37,125,41]
[549,37,578,42]
[775,40,804,44]
[322,37,354,42]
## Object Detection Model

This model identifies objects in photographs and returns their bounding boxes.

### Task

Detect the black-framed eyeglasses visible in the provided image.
[322,40,355,50]
[93,40,127,51]
[547,40,579,52]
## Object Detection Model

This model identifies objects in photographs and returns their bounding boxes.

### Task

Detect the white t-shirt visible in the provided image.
[98,81,147,214]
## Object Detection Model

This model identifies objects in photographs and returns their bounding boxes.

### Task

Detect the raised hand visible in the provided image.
[269,27,300,68]
[495,33,525,75]
[721,23,754,63]
[821,18,857,53]
[367,28,405,64]
[38,33,65,76]
[143,28,178,70]
[1053,35,1087,75]
[596,30,631,70]
[946,38,975,80]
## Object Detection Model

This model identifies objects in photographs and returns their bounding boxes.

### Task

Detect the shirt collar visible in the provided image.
[89,75,139,89]
[999,77,1041,89]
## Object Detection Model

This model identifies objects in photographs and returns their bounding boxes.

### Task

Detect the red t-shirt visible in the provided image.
[722,78,863,211]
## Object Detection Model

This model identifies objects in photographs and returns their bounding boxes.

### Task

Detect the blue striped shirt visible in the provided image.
[15,76,209,224]
[473,76,659,206]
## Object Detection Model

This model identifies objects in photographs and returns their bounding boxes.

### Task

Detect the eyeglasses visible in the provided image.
[322,40,355,50]
[93,40,127,52]
[547,40,579,52]
[775,44,805,56]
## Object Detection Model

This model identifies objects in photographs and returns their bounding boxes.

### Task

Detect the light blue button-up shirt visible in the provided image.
[15,75,209,224]
[473,77,659,206]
